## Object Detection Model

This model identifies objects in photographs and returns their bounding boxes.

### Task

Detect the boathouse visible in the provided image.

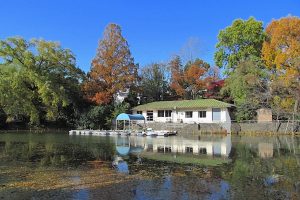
[132,99,233,132]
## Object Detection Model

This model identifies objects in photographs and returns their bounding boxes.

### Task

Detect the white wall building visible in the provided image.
[114,89,130,105]
[132,99,233,132]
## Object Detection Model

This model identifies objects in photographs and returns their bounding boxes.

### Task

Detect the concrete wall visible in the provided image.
[231,122,300,133]
[145,122,227,134]
[141,121,299,135]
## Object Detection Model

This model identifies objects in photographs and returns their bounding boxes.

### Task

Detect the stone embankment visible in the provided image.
[145,121,300,135]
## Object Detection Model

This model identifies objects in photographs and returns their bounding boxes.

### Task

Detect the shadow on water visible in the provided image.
[0,132,299,199]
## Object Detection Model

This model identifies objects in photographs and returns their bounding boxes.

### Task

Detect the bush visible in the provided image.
[0,108,7,128]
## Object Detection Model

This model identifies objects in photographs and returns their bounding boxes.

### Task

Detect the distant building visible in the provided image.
[132,99,233,132]
[114,89,129,104]
[257,108,272,123]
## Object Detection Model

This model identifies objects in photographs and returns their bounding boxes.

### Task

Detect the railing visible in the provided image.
[231,120,300,124]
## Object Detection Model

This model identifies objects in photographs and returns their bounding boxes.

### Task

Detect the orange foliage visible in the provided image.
[170,56,185,97]
[262,16,300,112]
[262,16,300,80]
[83,24,137,105]
[170,56,209,99]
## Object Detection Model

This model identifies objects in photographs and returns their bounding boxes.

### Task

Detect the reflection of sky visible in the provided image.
[132,177,229,200]
[209,180,230,200]
[117,161,129,174]
[71,176,89,200]
[116,146,130,155]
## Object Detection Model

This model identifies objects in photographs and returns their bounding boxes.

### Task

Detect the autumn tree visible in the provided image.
[169,55,185,98]
[214,17,266,75]
[84,24,138,105]
[184,59,209,99]
[170,56,209,99]
[205,80,226,100]
[262,16,300,118]
[0,37,84,125]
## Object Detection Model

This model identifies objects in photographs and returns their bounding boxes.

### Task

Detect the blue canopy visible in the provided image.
[116,113,145,121]
[116,146,130,155]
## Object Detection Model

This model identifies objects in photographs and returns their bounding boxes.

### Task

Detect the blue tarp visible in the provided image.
[116,113,145,121]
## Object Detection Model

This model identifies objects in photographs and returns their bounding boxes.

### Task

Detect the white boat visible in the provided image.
[68,128,176,137]
[141,128,177,137]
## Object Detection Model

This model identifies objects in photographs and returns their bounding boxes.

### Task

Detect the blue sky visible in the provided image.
[1,0,299,72]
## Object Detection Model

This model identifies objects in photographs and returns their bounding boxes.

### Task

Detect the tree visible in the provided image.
[83,23,138,105]
[0,37,84,125]
[184,59,209,99]
[169,55,185,98]
[77,105,112,129]
[205,80,226,100]
[262,16,300,118]
[179,37,201,64]
[214,17,266,75]
[170,56,209,99]
[222,60,270,120]
[140,63,170,102]
[0,108,7,128]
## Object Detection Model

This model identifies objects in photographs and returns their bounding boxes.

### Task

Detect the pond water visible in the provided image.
[0,132,299,200]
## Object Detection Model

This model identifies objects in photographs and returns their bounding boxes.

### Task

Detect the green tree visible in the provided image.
[222,60,270,120]
[140,63,170,102]
[0,108,7,128]
[78,105,112,129]
[214,17,266,75]
[0,37,84,125]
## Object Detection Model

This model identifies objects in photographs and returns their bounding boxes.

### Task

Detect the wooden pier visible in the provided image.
[68,129,177,137]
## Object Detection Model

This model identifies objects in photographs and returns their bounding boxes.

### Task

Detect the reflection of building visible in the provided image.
[115,135,232,157]
[132,99,233,133]
[258,143,273,158]
[235,136,300,158]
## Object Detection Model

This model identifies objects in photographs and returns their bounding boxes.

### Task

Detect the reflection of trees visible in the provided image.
[0,138,116,167]
[226,144,300,199]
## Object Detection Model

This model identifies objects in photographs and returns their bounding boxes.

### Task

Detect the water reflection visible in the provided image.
[0,133,299,199]
[115,135,232,157]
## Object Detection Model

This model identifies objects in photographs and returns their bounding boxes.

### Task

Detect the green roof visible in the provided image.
[140,152,230,166]
[133,99,233,111]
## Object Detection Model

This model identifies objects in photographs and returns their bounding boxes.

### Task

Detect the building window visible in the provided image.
[199,148,207,154]
[185,111,193,118]
[165,110,172,117]
[147,144,153,152]
[157,146,164,153]
[137,111,142,115]
[165,147,172,153]
[186,147,193,153]
[212,108,221,121]
[147,111,153,121]
[158,110,164,117]
[198,111,206,118]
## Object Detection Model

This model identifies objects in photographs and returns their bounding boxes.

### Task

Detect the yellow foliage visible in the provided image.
[262,16,300,113]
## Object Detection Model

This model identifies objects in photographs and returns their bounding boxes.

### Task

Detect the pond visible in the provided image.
[0,132,299,200]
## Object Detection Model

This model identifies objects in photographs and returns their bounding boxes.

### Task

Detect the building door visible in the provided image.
[212,108,221,121]
[147,111,153,121]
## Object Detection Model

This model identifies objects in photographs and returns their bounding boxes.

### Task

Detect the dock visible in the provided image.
[69,129,177,137]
